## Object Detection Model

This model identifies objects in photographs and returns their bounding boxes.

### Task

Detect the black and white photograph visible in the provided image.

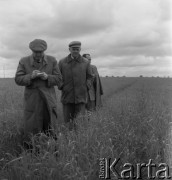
[0,0,171,179]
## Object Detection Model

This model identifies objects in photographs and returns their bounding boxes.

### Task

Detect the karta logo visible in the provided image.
[99,158,171,179]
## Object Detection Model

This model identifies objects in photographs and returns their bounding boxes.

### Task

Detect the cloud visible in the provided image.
[0,0,115,49]
[95,55,172,76]
[46,0,115,38]
[0,0,171,77]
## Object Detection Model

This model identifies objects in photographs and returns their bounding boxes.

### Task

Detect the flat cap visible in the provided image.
[29,39,47,51]
[69,41,81,48]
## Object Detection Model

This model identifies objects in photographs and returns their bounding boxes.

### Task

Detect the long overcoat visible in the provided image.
[15,55,62,136]
[58,54,93,104]
[88,65,103,107]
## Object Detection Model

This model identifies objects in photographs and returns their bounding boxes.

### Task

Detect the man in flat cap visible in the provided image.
[15,39,63,144]
[58,41,93,130]
[82,54,103,114]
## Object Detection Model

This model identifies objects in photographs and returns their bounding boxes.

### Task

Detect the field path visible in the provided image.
[103,78,138,102]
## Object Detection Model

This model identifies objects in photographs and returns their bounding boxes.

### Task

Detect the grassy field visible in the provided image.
[0,77,171,179]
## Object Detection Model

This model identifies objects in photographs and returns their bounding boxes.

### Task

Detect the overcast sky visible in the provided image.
[0,0,171,77]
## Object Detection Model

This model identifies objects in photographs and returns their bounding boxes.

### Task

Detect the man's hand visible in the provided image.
[31,70,41,79]
[38,72,48,80]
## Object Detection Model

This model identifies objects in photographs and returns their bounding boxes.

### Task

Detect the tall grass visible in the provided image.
[0,77,171,179]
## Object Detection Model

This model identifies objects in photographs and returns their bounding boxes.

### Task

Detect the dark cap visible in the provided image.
[29,39,47,51]
[69,41,81,48]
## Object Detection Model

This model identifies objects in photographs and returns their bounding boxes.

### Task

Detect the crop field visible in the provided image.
[0,77,172,179]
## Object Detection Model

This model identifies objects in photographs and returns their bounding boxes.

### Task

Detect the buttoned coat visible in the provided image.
[58,54,93,104]
[15,55,62,136]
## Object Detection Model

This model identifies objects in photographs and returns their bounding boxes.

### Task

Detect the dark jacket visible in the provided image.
[15,55,62,135]
[58,54,93,104]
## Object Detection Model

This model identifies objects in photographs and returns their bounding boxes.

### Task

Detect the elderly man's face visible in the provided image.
[85,54,91,64]
[32,51,44,61]
[69,47,81,58]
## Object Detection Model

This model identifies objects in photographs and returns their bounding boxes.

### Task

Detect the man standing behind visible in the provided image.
[15,39,62,142]
[58,41,93,130]
[82,54,103,112]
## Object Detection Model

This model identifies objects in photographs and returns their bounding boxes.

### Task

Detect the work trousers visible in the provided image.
[63,103,86,130]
